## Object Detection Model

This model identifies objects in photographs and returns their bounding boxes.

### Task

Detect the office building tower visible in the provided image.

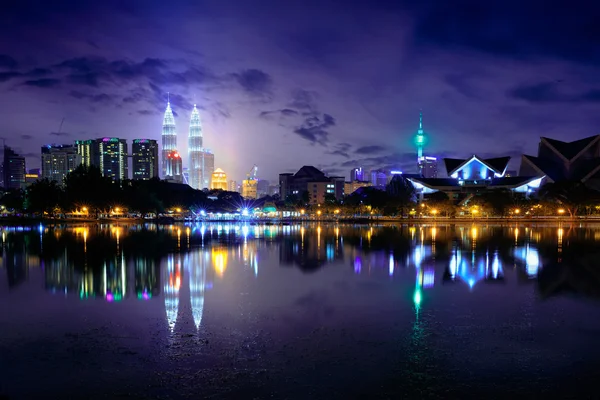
[279,166,344,202]
[420,156,438,178]
[75,138,128,181]
[97,138,128,181]
[41,144,80,184]
[257,179,270,197]
[3,146,26,190]
[161,100,177,179]
[350,167,365,181]
[370,170,388,188]
[198,150,214,189]
[131,139,159,180]
[165,150,183,183]
[210,168,227,190]
[188,104,203,189]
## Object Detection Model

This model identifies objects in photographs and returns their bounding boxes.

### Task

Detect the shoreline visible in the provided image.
[0,216,596,225]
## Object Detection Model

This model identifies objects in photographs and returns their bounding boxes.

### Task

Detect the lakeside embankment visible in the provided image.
[0,216,597,225]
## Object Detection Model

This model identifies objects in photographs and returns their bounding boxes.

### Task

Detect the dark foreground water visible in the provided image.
[1,222,600,399]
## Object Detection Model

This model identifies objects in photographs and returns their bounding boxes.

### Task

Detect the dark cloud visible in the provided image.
[509,81,600,103]
[414,1,600,64]
[21,134,33,140]
[328,150,349,158]
[69,90,114,104]
[0,71,21,82]
[355,145,385,155]
[288,89,318,111]
[0,54,17,69]
[137,110,155,116]
[259,108,299,119]
[22,78,61,88]
[234,69,272,97]
[67,72,100,87]
[293,113,335,145]
[25,68,52,77]
[444,74,480,99]
[49,131,70,137]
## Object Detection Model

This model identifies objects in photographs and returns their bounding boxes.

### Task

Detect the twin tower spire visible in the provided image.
[161,99,204,189]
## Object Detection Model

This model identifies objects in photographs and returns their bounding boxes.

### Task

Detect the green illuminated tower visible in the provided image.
[415,112,425,173]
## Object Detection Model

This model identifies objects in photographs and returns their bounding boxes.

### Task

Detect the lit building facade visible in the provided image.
[241,178,258,199]
[279,166,344,202]
[188,104,203,189]
[199,150,214,189]
[41,144,80,184]
[370,170,388,188]
[75,139,93,167]
[211,168,227,190]
[3,146,26,190]
[228,180,238,192]
[406,155,542,198]
[350,167,365,181]
[97,138,128,181]
[165,150,183,183]
[161,101,177,179]
[132,139,159,180]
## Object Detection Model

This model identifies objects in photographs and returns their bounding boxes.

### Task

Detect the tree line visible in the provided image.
[1,167,598,218]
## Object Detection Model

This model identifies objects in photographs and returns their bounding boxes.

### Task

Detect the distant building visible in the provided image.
[419,156,438,178]
[41,144,80,184]
[228,180,238,192]
[75,138,128,181]
[165,150,183,183]
[268,184,279,196]
[350,167,365,181]
[211,168,228,190]
[3,146,25,190]
[344,180,371,195]
[370,170,388,188]
[242,177,258,199]
[198,150,214,189]
[25,172,39,186]
[131,139,159,180]
[307,180,344,205]
[279,166,344,202]
[257,179,270,197]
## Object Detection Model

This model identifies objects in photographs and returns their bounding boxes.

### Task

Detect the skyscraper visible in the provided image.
[161,100,177,178]
[188,104,203,189]
[165,150,183,183]
[132,139,159,180]
[3,146,25,190]
[421,156,438,178]
[75,138,128,181]
[350,167,365,181]
[199,150,214,189]
[97,138,128,181]
[41,144,80,184]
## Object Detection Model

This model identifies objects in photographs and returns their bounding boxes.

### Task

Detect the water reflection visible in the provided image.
[1,222,599,304]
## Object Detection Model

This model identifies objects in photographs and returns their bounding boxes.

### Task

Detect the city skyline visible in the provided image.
[1,1,599,183]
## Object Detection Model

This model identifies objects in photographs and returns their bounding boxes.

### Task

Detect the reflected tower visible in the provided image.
[161,100,177,178]
[187,251,207,328]
[164,254,181,332]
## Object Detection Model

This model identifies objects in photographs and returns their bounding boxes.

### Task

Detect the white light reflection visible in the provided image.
[163,254,181,332]
[514,245,541,277]
[187,251,206,328]
[389,254,394,276]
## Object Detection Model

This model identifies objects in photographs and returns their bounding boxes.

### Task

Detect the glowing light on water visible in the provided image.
[354,257,362,274]
[389,254,394,276]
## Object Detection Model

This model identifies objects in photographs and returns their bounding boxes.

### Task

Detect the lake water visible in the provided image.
[1,222,600,399]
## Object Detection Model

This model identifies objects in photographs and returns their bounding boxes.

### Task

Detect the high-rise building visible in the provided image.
[279,166,345,202]
[370,170,388,188]
[75,138,128,181]
[228,180,238,192]
[210,168,227,190]
[257,179,270,197]
[131,139,159,180]
[350,167,365,181]
[97,138,128,181]
[76,139,93,167]
[161,100,177,179]
[165,150,183,183]
[198,150,214,189]
[41,144,80,184]
[421,156,438,178]
[188,104,203,189]
[3,146,26,190]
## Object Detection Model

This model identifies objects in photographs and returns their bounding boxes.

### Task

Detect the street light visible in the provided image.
[514,208,520,214]
[558,208,565,216]
[175,208,182,213]
[82,207,88,213]
[115,207,120,213]
[431,208,438,216]
[317,210,322,217]
[334,209,340,214]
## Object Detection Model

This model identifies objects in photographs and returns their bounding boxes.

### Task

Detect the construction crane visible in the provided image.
[246,165,258,181]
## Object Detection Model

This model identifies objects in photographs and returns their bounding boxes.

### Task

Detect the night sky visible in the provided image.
[1,0,599,182]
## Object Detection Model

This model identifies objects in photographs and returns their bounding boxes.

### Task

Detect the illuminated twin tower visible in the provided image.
[161,100,214,189]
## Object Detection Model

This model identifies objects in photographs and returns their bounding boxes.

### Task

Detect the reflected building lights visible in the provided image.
[514,245,541,277]
[389,254,394,276]
[212,247,228,277]
[164,254,181,332]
